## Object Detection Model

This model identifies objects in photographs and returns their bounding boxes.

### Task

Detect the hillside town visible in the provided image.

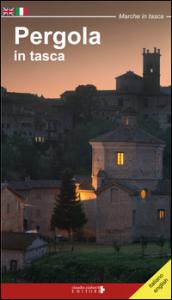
[1,48,171,273]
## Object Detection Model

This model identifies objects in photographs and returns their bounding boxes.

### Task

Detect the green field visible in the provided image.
[2,242,171,283]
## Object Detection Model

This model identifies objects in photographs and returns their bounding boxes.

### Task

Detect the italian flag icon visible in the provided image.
[15,7,28,16]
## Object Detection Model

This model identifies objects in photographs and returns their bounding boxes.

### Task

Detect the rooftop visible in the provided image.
[75,176,94,190]
[116,71,143,80]
[2,232,47,251]
[90,125,165,145]
[9,180,61,191]
[1,183,25,201]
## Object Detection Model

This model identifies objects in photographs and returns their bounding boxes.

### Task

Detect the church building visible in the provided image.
[79,109,171,243]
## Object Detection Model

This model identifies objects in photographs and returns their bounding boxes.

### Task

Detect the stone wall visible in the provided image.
[91,142,164,189]
[2,250,24,271]
[19,187,60,235]
[1,188,24,232]
[96,187,133,243]
[19,186,97,238]
[132,194,171,240]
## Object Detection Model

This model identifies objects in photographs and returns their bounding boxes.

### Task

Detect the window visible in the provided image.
[158,209,165,221]
[110,189,113,202]
[24,219,28,231]
[36,209,41,217]
[17,200,20,210]
[35,136,45,143]
[116,152,124,165]
[22,122,31,128]
[144,98,149,108]
[36,225,40,232]
[124,116,129,126]
[10,260,18,272]
[132,210,136,225]
[140,189,147,200]
[118,98,123,107]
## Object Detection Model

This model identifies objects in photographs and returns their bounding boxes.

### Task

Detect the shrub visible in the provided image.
[140,236,148,257]
[113,241,121,254]
[156,235,166,257]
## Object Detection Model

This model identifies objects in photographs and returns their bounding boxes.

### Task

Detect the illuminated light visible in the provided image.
[140,189,147,200]
[35,136,45,143]
[158,209,165,220]
[116,152,124,165]
[79,190,96,201]
[125,117,129,126]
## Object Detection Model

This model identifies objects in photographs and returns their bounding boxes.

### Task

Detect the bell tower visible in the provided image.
[143,47,161,95]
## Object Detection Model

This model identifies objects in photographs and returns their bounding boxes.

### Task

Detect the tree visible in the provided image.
[64,84,97,126]
[63,119,116,175]
[51,169,87,241]
[1,135,40,180]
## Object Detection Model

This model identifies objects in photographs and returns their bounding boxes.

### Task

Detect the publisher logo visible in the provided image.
[71,285,106,295]
[99,286,106,294]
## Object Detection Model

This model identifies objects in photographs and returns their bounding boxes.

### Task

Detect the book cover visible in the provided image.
[1,1,171,299]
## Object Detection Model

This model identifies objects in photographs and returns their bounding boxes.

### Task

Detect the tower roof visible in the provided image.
[90,125,165,145]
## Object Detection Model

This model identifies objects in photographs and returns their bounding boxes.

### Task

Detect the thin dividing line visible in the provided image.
[1,15,171,19]
[1,15,117,18]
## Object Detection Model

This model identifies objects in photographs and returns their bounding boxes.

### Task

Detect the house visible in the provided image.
[9,178,97,239]
[2,232,48,272]
[1,183,25,232]
[9,180,61,235]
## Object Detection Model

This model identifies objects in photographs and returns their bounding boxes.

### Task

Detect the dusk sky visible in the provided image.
[1,1,171,98]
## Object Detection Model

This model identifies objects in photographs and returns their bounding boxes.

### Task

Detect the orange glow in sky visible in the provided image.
[1,1,171,98]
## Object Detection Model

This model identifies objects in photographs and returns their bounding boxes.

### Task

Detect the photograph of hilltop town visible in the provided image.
[1,1,171,285]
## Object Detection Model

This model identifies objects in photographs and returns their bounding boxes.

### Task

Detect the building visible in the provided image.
[62,48,171,129]
[8,109,171,243]
[87,109,171,243]
[1,91,72,143]
[9,180,61,235]
[2,47,170,244]
[2,232,48,272]
[8,179,96,238]
[2,48,171,143]
[1,183,25,232]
